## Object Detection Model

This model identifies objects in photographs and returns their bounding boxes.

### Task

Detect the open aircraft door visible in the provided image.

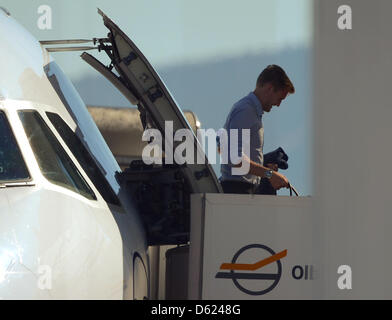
[81,9,222,246]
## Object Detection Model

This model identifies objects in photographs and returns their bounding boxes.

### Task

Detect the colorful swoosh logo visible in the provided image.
[219,249,287,271]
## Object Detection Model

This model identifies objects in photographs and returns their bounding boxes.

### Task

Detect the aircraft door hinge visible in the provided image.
[147,86,163,103]
[123,52,138,65]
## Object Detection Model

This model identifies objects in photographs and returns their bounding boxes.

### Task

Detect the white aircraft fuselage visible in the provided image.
[0,9,148,299]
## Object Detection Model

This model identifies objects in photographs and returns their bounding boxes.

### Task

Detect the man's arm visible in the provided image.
[242,154,289,190]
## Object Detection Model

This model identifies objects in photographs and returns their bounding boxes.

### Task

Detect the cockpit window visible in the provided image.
[18,110,96,200]
[46,112,120,206]
[0,111,30,182]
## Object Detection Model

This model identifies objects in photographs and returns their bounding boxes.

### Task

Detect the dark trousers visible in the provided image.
[255,178,277,195]
[221,179,277,195]
[220,180,256,194]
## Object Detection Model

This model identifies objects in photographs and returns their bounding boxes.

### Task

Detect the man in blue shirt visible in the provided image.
[219,65,295,194]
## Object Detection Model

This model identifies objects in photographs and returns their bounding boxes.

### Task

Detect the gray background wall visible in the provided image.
[314,0,392,298]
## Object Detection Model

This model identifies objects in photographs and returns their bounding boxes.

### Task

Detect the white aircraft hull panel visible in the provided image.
[0,10,149,299]
[0,186,124,299]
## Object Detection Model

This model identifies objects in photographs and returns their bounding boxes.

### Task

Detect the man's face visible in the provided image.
[262,85,289,112]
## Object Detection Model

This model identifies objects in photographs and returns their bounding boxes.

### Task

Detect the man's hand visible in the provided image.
[269,171,289,190]
[266,163,278,172]
[239,153,289,189]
